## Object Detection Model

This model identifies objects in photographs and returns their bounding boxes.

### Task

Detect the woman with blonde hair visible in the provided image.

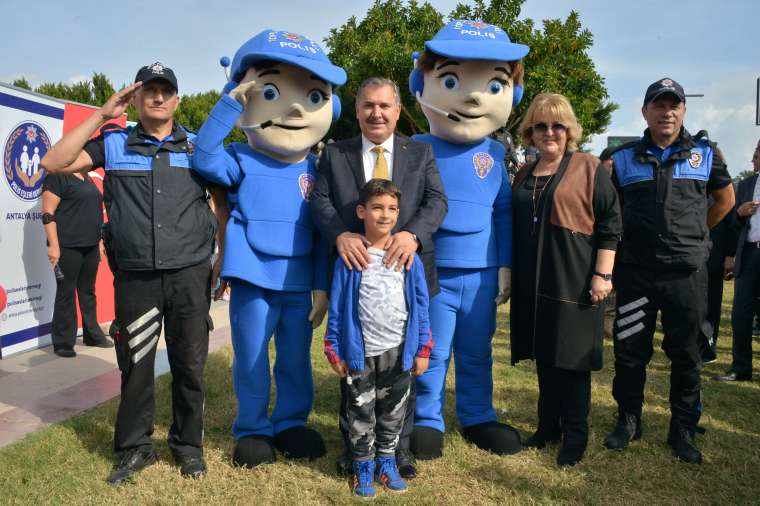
[510,93,621,466]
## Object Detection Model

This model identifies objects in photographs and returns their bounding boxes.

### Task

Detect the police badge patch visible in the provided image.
[473,152,494,179]
[688,151,703,168]
[3,121,51,201]
[299,173,315,201]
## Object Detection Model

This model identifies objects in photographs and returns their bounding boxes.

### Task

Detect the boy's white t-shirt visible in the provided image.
[358,247,408,357]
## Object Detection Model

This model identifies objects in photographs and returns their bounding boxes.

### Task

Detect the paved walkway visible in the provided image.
[0,300,231,448]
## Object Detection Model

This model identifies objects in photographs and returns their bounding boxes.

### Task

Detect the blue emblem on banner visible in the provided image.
[3,121,51,201]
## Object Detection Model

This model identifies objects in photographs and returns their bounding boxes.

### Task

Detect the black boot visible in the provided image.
[523,430,561,449]
[107,447,158,485]
[273,426,327,460]
[395,448,417,479]
[603,412,641,450]
[556,442,586,467]
[667,423,702,464]
[461,421,522,455]
[410,426,444,460]
[233,436,276,468]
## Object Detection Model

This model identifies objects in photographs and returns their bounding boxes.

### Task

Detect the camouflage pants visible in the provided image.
[346,344,411,461]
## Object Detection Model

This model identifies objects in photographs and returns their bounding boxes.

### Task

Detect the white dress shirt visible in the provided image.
[748,175,760,242]
[361,134,395,183]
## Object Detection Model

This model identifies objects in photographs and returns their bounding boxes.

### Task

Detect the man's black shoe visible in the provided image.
[603,413,641,450]
[336,447,352,476]
[668,427,702,464]
[713,370,751,382]
[523,431,561,449]
[107,448,157,485]
[396,448,417,479]
[176,455,207,478]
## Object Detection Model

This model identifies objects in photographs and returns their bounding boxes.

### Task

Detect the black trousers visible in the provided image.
[113,261,211,459]
[51,244,106,351]
[612,264,706,428]
[535,361,590,448]
[730,245,760,376]
[340,365,416,453]
[706,269,725,349]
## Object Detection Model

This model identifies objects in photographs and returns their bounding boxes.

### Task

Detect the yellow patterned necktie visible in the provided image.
[372,145,389,180]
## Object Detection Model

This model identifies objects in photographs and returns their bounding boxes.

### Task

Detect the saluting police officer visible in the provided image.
[603,78,734,464]
[42,63,218,484]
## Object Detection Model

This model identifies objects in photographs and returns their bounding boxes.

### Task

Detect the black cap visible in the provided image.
[134,62,178,92]
[643,77,685,106]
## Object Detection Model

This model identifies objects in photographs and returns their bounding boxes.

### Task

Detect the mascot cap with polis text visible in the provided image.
[229,30,347,86]
[425,20,529,61]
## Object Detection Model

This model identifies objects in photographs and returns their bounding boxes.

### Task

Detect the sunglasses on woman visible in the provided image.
[533,122,567,133]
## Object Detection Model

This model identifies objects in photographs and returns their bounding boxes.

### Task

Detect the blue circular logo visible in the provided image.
[3,121,51,201]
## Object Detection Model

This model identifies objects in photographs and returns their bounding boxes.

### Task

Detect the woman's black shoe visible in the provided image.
[84,338,114,348]
[524,431,561,449]
[54,348,76,358]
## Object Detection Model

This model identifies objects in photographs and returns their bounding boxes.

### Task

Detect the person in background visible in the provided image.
[42,172,113,357]
[715,139,760,381]
[511,93,621,466]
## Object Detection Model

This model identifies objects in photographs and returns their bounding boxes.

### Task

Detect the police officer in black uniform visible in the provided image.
[42,63,218,483]
[603,78,734,464]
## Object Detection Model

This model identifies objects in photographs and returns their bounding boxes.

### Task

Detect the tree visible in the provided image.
[325,0,617,147]
[11,77,31,90]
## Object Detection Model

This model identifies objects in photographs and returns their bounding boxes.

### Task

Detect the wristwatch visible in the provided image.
[42,213,55,225]
[593,271,612,281]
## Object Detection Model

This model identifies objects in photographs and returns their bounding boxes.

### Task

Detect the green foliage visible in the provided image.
[735,169,756,182]
[11,77,32,90]
[326,0,617,147]
[176,90,246,143]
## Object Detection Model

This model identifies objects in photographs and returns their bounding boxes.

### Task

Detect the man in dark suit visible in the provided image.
[715,140,760,381]
[311,77,447,478]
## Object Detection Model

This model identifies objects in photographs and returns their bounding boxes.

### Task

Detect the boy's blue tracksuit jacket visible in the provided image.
[323,255,433,371]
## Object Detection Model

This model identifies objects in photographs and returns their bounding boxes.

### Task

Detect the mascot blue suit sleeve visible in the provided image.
[407,20,529,459]
[191,29,346,468]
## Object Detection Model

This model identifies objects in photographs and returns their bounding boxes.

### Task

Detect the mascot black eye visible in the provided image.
[487,79,505,95]
[308,89,327,105]
[440,74,459,91]
[262,84,280,101]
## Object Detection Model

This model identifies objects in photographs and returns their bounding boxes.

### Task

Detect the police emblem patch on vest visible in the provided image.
[472,152,494,179]
[688,151,703,168]
[3,121,51,201]
[186,139,195,155]
[299,173,315,200]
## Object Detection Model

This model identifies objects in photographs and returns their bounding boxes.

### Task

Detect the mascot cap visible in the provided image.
[229,29,347,86]
[425,20,529,61]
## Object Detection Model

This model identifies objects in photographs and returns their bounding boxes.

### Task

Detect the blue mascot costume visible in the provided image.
[192,29,346,468]
[408,20,529,458]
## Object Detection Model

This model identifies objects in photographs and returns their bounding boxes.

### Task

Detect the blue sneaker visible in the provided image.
[375,455,407,493]
[352,460,376,499]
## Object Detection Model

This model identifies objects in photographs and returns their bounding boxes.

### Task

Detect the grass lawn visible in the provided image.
[1,283,759,505]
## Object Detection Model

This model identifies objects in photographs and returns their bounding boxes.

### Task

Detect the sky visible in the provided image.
[2,0,758,175]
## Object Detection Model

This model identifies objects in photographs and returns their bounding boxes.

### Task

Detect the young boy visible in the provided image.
[324,179,433,498]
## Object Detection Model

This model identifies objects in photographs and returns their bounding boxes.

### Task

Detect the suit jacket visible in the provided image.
[731,174,759,278]
[311,134,447,296]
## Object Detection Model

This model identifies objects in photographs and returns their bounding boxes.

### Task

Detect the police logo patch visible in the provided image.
[284,32,304,43]
[3,121,51,201]
[688,151,703,168]
[186,139,195,155]
[468,21,487,29]
[149,62,165,74]
[472,152,494,179]
[299,173,315,201]
[661,78,674,87]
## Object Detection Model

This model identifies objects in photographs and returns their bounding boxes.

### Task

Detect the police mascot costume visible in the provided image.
[408,20,529,458]
[192,29,346,468]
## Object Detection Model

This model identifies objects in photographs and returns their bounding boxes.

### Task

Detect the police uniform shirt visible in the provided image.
[83,123,216,271]
[611,129,732,268]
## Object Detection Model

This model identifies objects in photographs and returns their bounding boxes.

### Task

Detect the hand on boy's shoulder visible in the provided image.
[382,231,419,272]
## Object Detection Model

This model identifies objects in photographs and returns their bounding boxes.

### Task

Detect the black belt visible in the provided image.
[745,241,760,249]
